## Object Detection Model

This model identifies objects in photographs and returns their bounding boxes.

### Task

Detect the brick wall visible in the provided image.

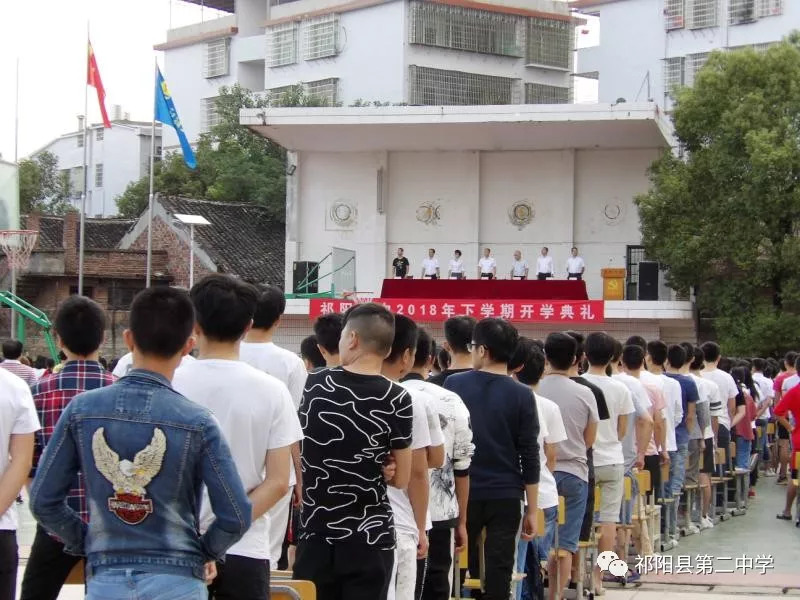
[82,249,169,278]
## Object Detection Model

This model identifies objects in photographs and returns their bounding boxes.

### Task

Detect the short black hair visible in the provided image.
[387,314,419,363]
[252,285,286,330]
[129,287,195,358]
[472,318,518,364]
[701,341,721,364]
[300,335,326,369]
[680,342,695,366]
[794,356,800,373]
[718,357,732,373]
[625,336,647,350]
[667,344,687,369]
[413,329,435,369]
[785,351,798,368]
[647,340,668,366]
[314,313,345,354]
[510,337,545,386]
[585,332,615,367]
[54,296,106,356]
[621,344,645,370]
[752,357,766,372]
[444,316,477,354]
[565,331,585,361]
[343,303,395,357]
[690,347,705,371]
[436,347,451,371]
[611,338,623,364]
[545,332,577,371]
[455,249,462,257]
[2,340,22,360]
[190,274,258,342]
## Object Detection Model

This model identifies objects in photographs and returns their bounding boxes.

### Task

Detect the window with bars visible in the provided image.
[729,0,756,23]
[304,15,338,60]
[751,41,778,53]
[757,0,782,16]
[408,1,522,57]
[204,38,230,78]
[684,52,709,87]
[201,97,221,132]
[305,78,339,105]
[526,17,570,69]
[665,0,685,29]
[663,57,684,98]
[71,166,85,195]
[77,134,84,148]
[408,65,518,105]
[94,164,103,188]
[96,129,104,141]
[524,83,569,104]
[686,0,717,29]
[268,23,299,67]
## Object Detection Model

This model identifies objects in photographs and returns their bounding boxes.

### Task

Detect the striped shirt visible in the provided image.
[0,360,39,386]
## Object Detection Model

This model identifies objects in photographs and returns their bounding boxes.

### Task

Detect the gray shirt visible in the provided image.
[613,374,651,472]
[538,374,600,482]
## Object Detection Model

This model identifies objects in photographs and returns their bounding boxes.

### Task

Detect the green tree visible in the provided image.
[636,34,800,356]
[19,151,73,214]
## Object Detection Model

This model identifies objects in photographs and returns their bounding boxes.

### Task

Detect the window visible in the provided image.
[77,134,84,148]
[729,0,756,23]
[305,78,339,105]
[96,129,104,141]
[408,65,519,105]
[109,284,143,310]
[684,52,709,87]
[525,83,570,104]
[304,15,338,60]
[204,38,230,78]
[201,97,221,133]
[526,17,571,70]
[665,0,685,29]
[94,163,104,188]
[751,41,778,53]
[757,0,782,16]
[70,166,85,196]
[663,56,684,98]
[686,0,717,29]
[69,286,94,298]
[408,2,522,57]
[268,22,299,67]
[625,246,647,300]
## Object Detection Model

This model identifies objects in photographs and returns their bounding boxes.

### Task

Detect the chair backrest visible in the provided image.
[730,441,737,459]
[271,581,316,600]
[536,508,546,533]
[65,560,85,585]
[715,447,726,466]
[767,422,776,435]
[624,475,632,501]
[660,462,670,483]
[594,485,601,512]
[636,469,652,493]
[794,451,800,488]
[558,496,566,525]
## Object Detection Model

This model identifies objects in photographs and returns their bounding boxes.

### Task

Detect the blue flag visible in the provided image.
[155,67,196,169]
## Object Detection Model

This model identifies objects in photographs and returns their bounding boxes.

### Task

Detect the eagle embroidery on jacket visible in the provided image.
[92,427,167,525]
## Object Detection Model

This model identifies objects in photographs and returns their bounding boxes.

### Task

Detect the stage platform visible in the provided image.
[379,278,589,301]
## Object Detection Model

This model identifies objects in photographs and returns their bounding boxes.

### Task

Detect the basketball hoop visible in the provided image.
[341,290,375,304]
[0,230,39,271]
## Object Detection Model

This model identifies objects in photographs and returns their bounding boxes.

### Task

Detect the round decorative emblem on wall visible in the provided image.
[508,200,534,230]
[603,201,626,226]
[416,201,442,226]
[329,201,357,228]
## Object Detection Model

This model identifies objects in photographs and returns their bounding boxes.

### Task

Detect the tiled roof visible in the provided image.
[83,219,135,249]
[159,196,285,285]
[21,215,63,250]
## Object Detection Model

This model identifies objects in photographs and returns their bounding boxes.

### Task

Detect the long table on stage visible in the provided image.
[379,278,588,301]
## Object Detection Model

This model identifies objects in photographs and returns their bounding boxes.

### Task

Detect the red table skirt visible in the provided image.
[379,279,588,301]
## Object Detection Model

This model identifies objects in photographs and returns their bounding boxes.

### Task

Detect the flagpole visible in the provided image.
[146,59,158,288]
[11,57,20,338]
[78,25,89,296]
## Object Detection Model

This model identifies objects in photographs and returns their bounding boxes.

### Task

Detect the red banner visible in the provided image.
[309,298,605,323]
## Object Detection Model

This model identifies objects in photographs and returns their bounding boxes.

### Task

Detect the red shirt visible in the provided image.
[773,385,800,450]
[773,371,791,395]
[734,390,757,440]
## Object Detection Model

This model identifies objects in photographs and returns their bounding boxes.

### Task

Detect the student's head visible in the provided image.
[314,313,345,365]
[252,284,286,331]
[340,303,395,365]
[397,247,404,257]
[766,357,781,378]
[454,249,462,258]
[666,344,687,370]
[701,341,722,365]
[564,331,585,364]
[126,287,195,361]
[514,250,522,261]
[385,314,419,376]
[545,332,577,372]
[572,246,578,257]
[483,248,491,257]
[752,357,766,373]
[300,335,326,371]
[34,355,47,370]
[585,332,615,367]
[626,335,647,350]
[718,356,732,373]
[622,344,645,371]
[794,356,800,374]
[471,318,518,368]
[428,248,435,258]
[190,274,258,343]
[46,358,55,370]
[680,342,695,367]
[435,346,450,372]
[509,337,545,386]
[541,246,549,256]
[690,347,706,371]
[443,315,477,355]
[2,340,22,360]
[647,340,668,367]
[54,295,106,357]
[413,328,435,371]
[785,351,798,371]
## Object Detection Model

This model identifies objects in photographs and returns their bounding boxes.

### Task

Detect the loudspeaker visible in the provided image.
[638,261,659,301]
[293,261,319,294]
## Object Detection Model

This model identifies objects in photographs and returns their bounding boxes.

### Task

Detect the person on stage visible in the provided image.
[566,247,586,281]
[393,248,410,279]
[478,248,497,280]
[449,250,465,280]
[536,247,554,281]
[421,248,440,280]
[510,250,529,280]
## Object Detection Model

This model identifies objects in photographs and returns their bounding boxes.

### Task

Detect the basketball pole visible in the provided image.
[11,58,19,338]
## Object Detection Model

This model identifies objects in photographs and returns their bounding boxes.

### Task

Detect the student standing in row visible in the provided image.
[421,249,440,280]
[427,317,476,387]
[314,313,344,368]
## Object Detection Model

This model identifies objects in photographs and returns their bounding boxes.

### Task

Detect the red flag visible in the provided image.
[87,41,111,128]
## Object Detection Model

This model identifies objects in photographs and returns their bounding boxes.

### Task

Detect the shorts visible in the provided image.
[579,479,595,542]
[619,472,638,525]
[554,471,588,553]
[778,422,790,440]
[668,443,689,497]
[685,439,702,487]
[594,464,624,523]
[701,438,714,475]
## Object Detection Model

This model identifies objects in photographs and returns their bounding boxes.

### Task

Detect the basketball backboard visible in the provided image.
[0,160,20,231]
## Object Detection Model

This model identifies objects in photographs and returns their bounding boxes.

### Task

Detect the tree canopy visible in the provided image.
[19,151,74,215]
[636,34,800,356]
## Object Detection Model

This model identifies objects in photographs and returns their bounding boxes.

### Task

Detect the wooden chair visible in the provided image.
[271,580,316,600]
[65,560,85,585]
[454,528,485,598]
[709,447,731,522]
[730,441,747,516]
[656,462,676,549]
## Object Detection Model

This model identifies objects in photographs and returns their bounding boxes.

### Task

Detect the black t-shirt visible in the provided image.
[392,257,410,278]
[298,367,413,548]
[571,376,610,480]
[427,368,472,388]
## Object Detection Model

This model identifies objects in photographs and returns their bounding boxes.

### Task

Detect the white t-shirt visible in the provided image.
[0,368,41,530]
[583,374,634,467]
[566,256,585,274]
[449,259,464,275]
[702,368,738,430]
[478,257,496,274]
[511,260,529,277]
[659,373,683,452]
[112,352,196,378]
[388,389,433,542]
[753,372,774,419]
[422,257,440,276]
[690,373,716,439]
[173,359,303,559]
[536,255,554,275]
[536,394,567,510]
[782,373,799,394]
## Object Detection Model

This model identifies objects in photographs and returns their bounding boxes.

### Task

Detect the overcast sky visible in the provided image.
[0,1,598,161]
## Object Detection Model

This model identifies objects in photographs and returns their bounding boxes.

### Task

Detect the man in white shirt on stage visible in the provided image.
[477,248,497,280]
[536,247,554,281]
[566,247,586,281]
[421,248,440,280]
[448,250,465,279]
[510,250,529,280]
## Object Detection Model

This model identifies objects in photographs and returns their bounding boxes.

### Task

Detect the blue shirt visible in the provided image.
[665,373,698,447]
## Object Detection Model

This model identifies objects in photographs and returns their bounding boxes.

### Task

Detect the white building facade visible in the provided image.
[31,118,162,217]
[157,0,579,146]
[573,0,796,109]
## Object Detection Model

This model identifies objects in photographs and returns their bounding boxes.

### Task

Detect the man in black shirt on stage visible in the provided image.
[393,248,410,279]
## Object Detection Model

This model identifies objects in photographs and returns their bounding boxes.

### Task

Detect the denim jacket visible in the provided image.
[30,369,252,580]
